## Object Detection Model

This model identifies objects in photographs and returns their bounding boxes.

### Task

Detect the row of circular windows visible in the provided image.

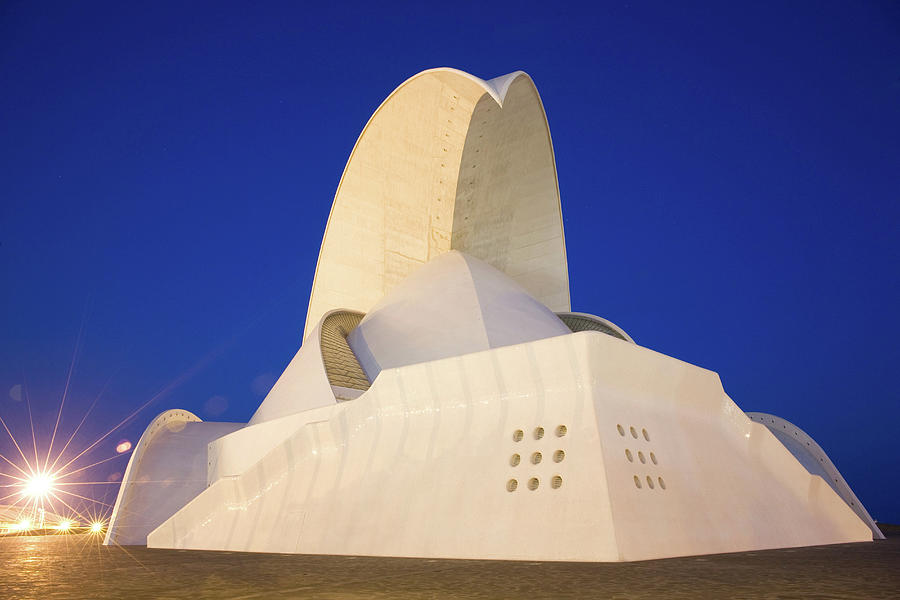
[617,424,650,442]
[635,475,666,490]
[510,450,564,466]
[513,425,567,442]
[625,449,657,465]
[507,476,562,492]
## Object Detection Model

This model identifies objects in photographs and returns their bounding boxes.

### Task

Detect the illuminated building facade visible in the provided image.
[106,68,882,560]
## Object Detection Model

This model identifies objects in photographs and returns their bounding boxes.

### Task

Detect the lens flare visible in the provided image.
[90,522,103,533]
[22,472,55,499]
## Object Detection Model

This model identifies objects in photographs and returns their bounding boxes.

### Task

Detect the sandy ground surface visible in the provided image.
[1,528,898,599]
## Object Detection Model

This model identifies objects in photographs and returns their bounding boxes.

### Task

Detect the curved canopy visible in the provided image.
[305,68,570,337]
[557,312,635,344]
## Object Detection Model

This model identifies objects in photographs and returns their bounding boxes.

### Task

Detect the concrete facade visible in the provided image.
[106,68,880,560]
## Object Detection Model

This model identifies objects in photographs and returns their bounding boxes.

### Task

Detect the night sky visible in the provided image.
[1,2,898,523]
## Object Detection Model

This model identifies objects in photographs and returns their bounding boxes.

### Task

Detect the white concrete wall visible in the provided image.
[147,332,869,560]
[208,405,336,485]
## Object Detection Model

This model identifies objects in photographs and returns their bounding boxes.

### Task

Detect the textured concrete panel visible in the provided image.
[305,69,569,338]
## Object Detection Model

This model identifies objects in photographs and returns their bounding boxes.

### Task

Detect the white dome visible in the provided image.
[346,251,570,380]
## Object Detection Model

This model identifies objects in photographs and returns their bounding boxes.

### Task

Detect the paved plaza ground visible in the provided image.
[1,527,898,599]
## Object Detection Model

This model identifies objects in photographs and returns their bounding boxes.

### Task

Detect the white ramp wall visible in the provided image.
[148,332,869,561]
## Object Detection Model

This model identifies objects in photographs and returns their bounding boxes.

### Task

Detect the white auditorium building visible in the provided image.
[106,68,882,561]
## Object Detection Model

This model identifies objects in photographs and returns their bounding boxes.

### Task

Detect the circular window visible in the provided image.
[528,477,540,491]
[531,452,543,465]
[551,475,563,489]
[534,427,545,440]
[642,428,650,442]
[510,453,520,467]
[556,425,568,437]
[658,476,666,490]
[553,450,565,463]
[633,475,642,489]
[638,451,646,464]
[630,426,638,439]
[650,452,657,465]
[507,479,518,492]
[646,476,655,489]
[625,449,633,462]
[617,424,625,436]
[513,429,524,442]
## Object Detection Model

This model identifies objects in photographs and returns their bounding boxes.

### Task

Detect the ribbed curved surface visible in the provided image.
[557,312,634,343]
[305,68,569,337]
[320,310,369,391]
[105,410,241,545]
[746,412,884,539]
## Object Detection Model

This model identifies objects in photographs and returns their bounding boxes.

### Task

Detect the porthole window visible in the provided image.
[531,451,543,465]
[646,476,655,489]
[617,424,625,436]
[553,450,565,463]
[551,475,563,489]
[510,454,521,467]
[513,429,524,442]
[658,476,666,490]
[625,449,633,462]
[534,427,545,440]
[633,475,642,489]
[650,452,657,465]
[638,451,646,464]
[556,425,568,437]
[507,479,518,492]
[528,477,540,491]
[642,428,650,442]
[630,426,638,439]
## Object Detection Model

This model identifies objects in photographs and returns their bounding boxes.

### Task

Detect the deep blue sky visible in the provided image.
[1,2,898,523]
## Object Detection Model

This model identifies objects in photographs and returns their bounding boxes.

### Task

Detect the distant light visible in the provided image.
[116,440,132,454]
[16,518,32,531]
[22,473,55,499]
[90,522,103,533]
[56,520,72,531]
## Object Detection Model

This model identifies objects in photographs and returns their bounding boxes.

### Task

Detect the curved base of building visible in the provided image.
[104,410,241,546]
[143,332,872,561]
[746,412,884,540]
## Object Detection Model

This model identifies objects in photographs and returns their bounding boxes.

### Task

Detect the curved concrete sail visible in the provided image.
[304,68,570,338]
[746,412,884,539]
